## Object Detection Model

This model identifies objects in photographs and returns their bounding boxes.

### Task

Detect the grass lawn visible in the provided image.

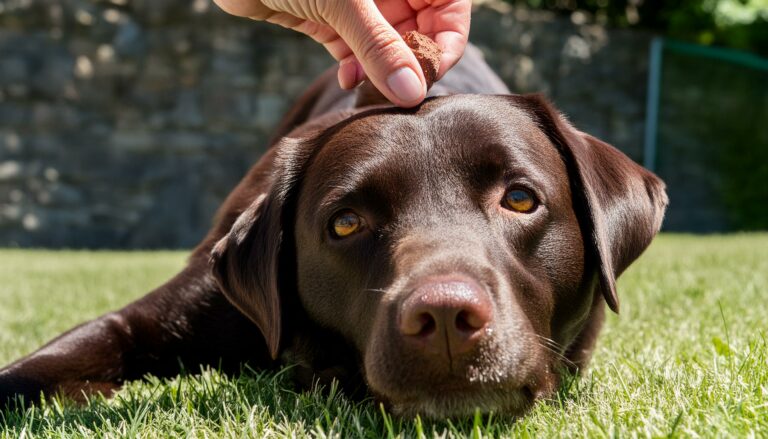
[0,234,766,437]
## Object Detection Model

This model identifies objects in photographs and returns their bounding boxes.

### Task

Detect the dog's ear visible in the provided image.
[210,138,312,359]
[518,94,668,313]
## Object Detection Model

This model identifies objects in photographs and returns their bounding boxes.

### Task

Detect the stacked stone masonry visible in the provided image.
[0,0,652,248]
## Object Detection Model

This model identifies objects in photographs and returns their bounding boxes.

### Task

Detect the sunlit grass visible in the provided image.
[1,234,766,437]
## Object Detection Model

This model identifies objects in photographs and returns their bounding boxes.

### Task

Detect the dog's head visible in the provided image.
[211,95,667,417]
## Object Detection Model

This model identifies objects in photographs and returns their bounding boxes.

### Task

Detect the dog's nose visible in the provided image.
[399,278,492,356]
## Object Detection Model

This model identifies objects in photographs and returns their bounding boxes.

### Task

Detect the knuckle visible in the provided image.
[296,0,326,23]
[249,9,275,20]
[358,27,402,66]
[314,0,334,22]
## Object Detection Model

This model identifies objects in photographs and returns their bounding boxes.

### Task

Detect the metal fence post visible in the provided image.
[644,37,664,172]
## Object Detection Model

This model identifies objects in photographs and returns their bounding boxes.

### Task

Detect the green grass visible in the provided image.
[1,234,767,437]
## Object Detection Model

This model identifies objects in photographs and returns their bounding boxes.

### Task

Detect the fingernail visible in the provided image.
[386,67,423,104]
[338,60,360,89]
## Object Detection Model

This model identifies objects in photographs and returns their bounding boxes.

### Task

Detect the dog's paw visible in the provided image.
[0,370,45,411]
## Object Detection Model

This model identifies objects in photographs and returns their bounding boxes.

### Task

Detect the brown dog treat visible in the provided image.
[402,31,441,89]
[355,31,442,107]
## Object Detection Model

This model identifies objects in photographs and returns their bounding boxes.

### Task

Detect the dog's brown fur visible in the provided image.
[0,45,667,417]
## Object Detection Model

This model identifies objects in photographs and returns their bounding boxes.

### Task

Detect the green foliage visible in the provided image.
[508,0,768,55]
[714,94,768,230]
[656,42,768,231]
[1,237,768,436]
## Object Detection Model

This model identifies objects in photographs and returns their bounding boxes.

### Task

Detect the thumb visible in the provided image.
[326,1,426,107]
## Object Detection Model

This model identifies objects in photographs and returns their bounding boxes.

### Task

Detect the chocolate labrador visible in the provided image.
[0,45,667,417]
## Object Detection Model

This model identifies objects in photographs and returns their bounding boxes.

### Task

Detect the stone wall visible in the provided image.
[0,0,653,248]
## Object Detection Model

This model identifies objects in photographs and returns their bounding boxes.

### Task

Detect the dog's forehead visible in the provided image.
[302,96,562,188]
[333,95,547,151]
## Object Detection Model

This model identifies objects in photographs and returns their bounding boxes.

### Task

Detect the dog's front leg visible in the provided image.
[0,253,270,409]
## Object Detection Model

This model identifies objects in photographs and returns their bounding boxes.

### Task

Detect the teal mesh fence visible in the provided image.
[648,39,768,232]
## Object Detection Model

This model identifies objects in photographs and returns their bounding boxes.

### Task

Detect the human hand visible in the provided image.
[212,0,471,107]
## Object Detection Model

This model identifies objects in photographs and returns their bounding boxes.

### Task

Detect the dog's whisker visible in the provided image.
[534,334,566,351]
[532,335,577,367]
[364,288,387,294]
[534,339,577,369]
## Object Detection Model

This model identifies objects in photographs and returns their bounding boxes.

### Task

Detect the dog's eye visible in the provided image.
[503,188,537,213]
[330,210,364,238]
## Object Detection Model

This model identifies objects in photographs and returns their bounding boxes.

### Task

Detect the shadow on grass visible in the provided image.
[0,366,587,437]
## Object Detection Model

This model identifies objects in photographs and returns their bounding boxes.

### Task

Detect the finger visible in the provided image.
[391,17,419,34]
[263,12,341,47]
[325,0,426,107]
[214,0,273,18]
[376,0,425,26]
[323,36,354,61]
[338,56,366,89]
[416,0,471,79]
[434,30,468,80]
